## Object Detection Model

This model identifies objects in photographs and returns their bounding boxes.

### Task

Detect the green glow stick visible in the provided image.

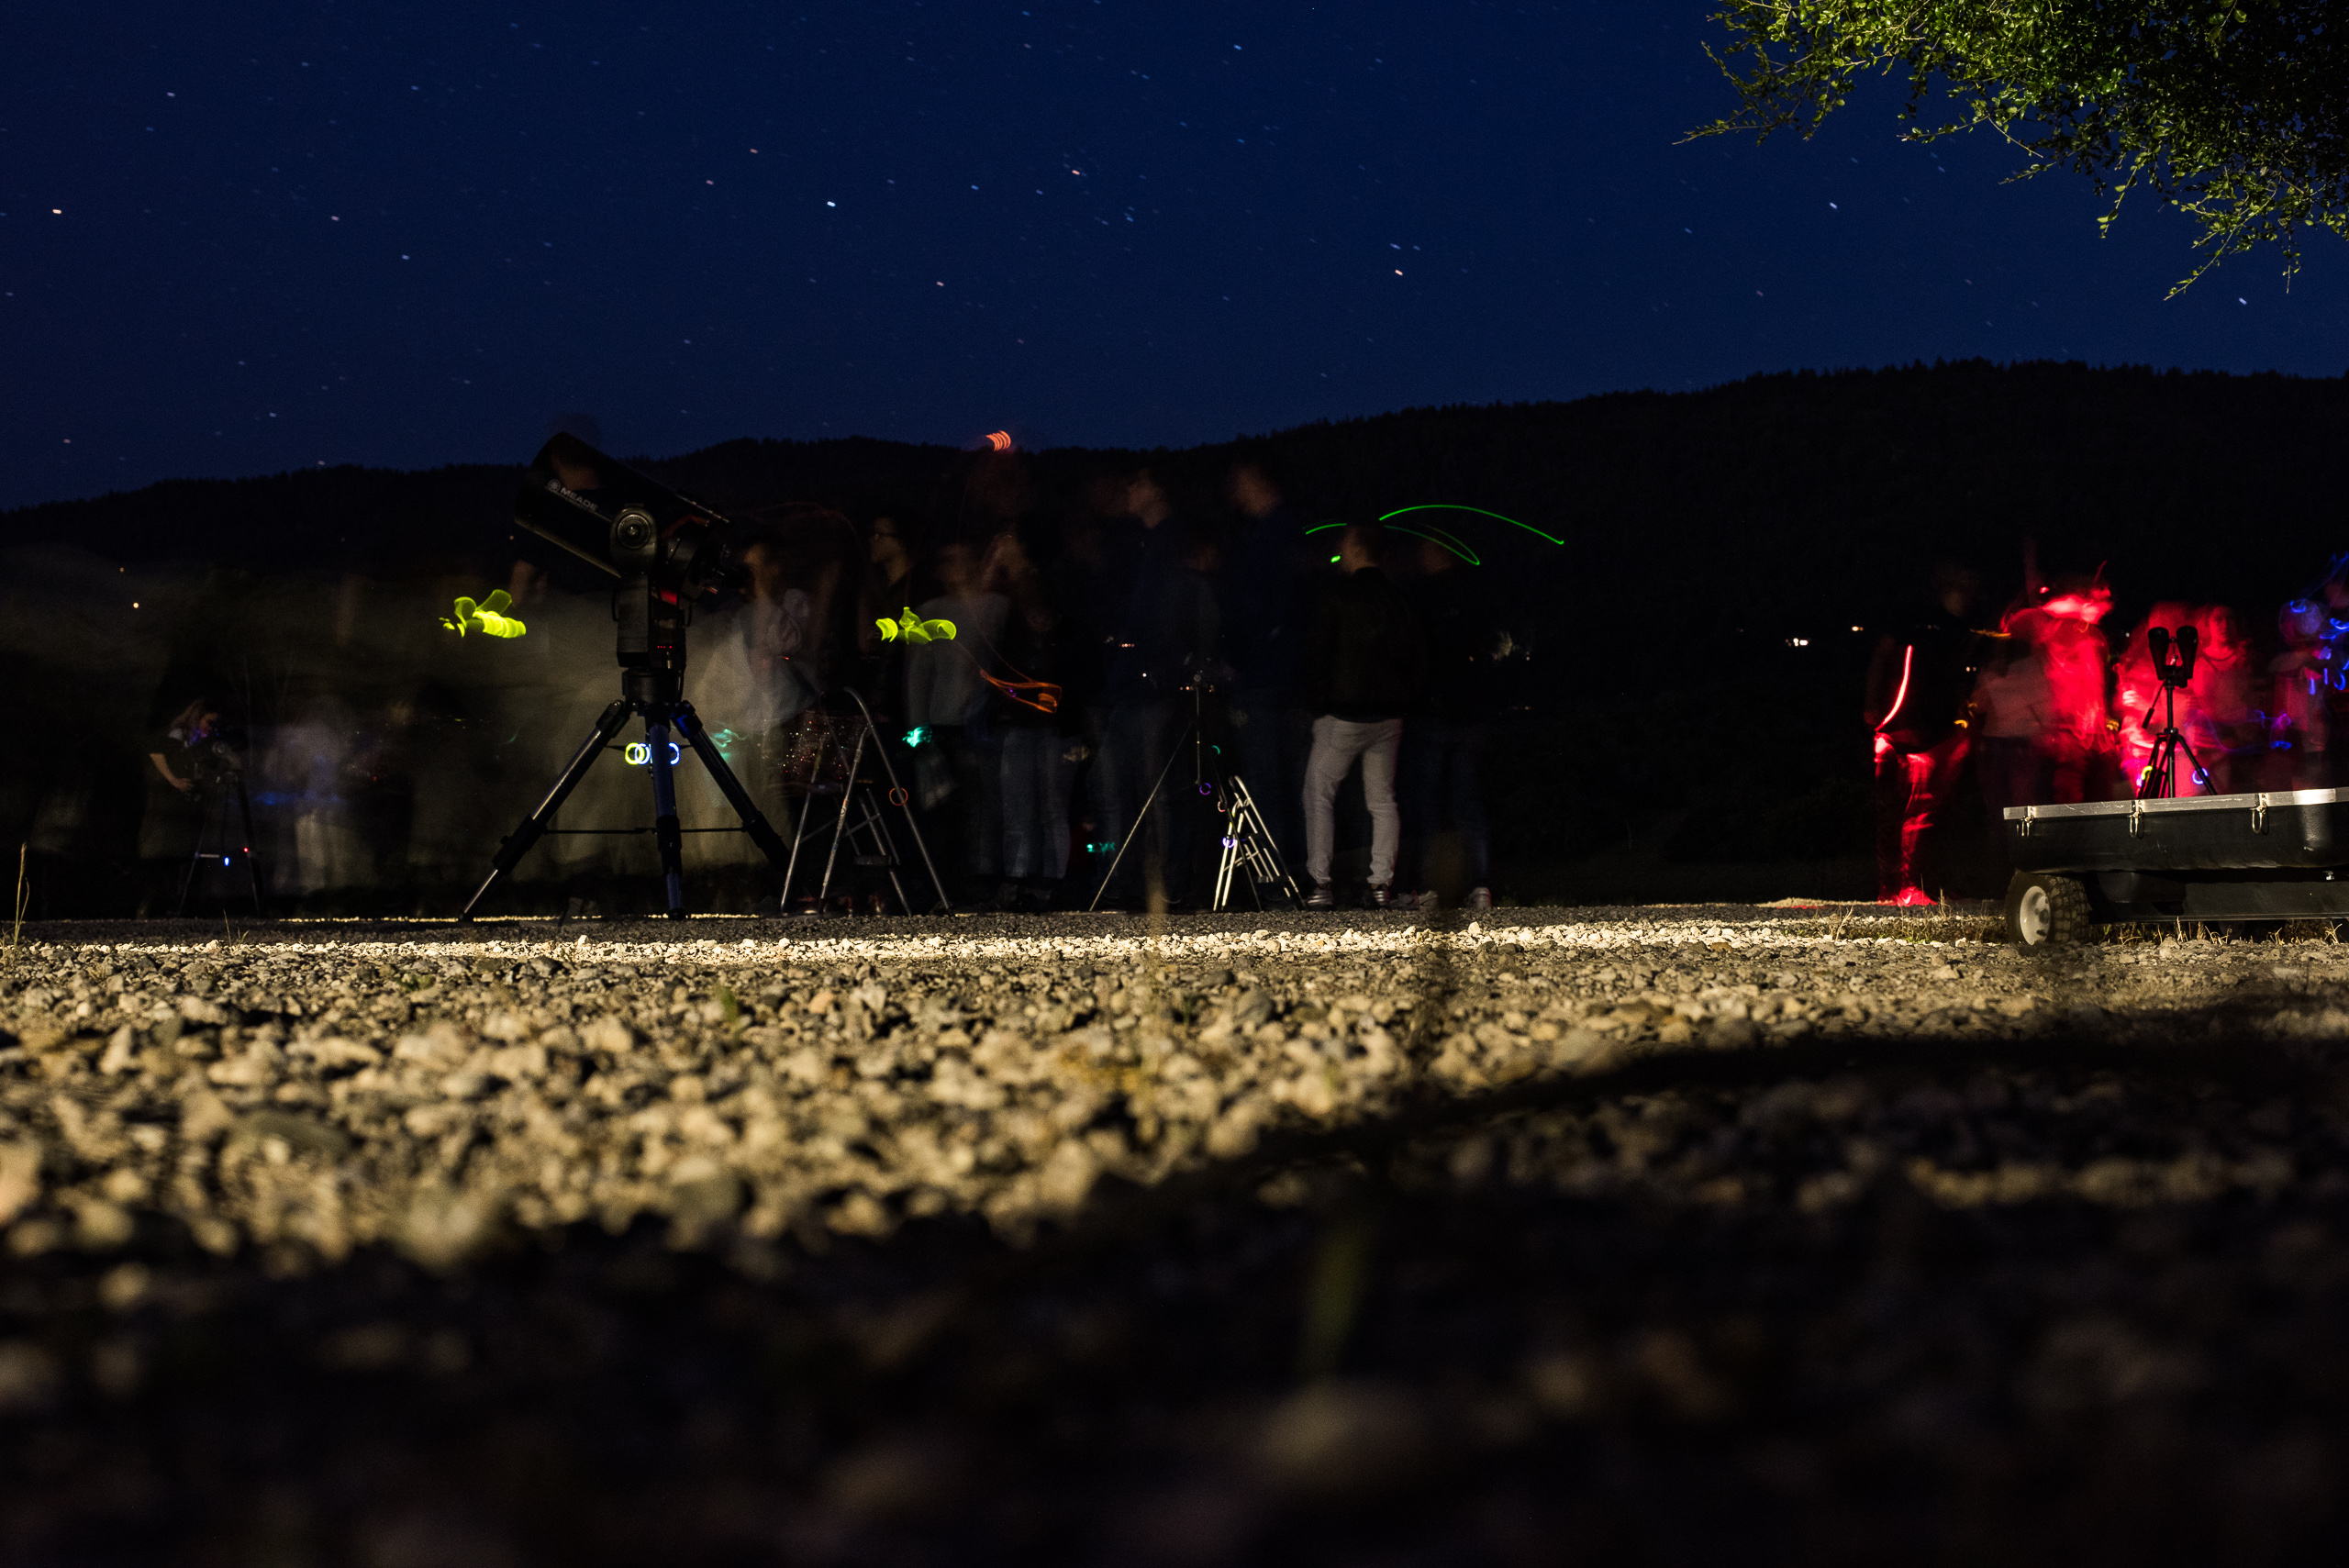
[440,588,529,639]
[876,606,959,643]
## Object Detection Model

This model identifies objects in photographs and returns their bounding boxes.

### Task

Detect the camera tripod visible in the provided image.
[2137,623,2210,800]
[174,768,264,918]
[1089,681,1299,913]
[776,687,952,917]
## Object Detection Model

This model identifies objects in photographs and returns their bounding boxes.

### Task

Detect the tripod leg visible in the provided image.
[1225,774,1299,906]
[1089,722,1195,912]
[646,709,686,918]
[176,827,205,917]
[818,726,869,907]
[674,702,794,869]
[1222,811,1251,912]
[851,788,918,916]
[780,781,812,912]
[235,779,263,917]
[461,699,633,921]
[840,688,952,915]
[2175,733,2214,794]
[178,786,226,917]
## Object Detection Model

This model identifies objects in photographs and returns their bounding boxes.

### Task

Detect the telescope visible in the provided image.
[467,432,949,922]
[462,435,776,920]
[514,432,740,598]
[510,433,742,695]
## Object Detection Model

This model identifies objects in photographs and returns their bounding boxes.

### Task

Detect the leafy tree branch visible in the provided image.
[1692,2,2349,290]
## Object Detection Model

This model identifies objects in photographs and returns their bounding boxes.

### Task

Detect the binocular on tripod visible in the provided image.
[2137,623,2206,800]
[2148,623,2199,688]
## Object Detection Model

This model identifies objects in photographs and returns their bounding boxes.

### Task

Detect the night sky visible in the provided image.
[6,0,2344,510]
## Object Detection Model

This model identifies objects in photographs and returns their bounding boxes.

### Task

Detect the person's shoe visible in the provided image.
[1464,886,1493,915]
[1887,886,1935,907]
[1417,889,1442,914]
[1365,884,1393,910]
[1303,882,1336,910]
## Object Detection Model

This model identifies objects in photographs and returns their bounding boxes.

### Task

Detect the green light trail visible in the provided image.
[1302,520,1482,566]
[1378,504,1563,547]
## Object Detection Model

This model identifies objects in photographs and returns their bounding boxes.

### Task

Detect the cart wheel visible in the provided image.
[2005,871,2089,951]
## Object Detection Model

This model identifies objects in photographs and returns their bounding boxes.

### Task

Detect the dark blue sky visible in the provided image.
[6,1,2343,509]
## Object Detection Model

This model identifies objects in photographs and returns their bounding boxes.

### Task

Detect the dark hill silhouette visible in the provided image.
[8,359,2343,639]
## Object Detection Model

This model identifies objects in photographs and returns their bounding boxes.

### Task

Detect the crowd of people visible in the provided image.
[727,460,1510,914]
[139,457,1514,916]
[1868,554,2349,905]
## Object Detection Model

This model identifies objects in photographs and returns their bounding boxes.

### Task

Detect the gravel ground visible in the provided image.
[3,906,2349,1562]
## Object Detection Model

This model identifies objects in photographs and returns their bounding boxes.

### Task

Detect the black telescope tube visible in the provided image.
[512,432,740,594]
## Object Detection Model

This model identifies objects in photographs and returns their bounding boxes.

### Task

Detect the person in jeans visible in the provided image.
[1405,534,1501,913]
[1300,521,1426,908]
[985,528,1079,910]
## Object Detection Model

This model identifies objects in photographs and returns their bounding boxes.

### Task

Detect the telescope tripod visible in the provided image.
[1089,684,1300,913]
[461,669,790,920]
[175,774,264,918]
[2138,685,2211,800]
[2136,623,2210,801]
[777,688,952,917]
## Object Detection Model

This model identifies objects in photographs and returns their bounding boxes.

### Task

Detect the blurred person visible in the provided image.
[869,515,915,613]
[1971,617,2054,818]
[267,692,373,896]
[715,529,821,842]
[1865,562,1982,905]
[1405,534,1503,913]
[2267,598,2336,787]
[505,558,549,611]
[1300,521,1426,909]
[139,695,221,911]
[849,512,930,730]
[985,528,1078,910]
[1223,462,1312,866]
[1092,470,1216,909]
[1051,503,1118,880]
[2018,575,2119,803]
[737,533,818,729]
[905,538,1009,899]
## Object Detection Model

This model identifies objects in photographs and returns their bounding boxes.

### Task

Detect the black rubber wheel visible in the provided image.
[2005,870,2090,950]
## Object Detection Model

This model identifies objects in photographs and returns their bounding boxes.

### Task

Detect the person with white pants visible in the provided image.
[1298,521,1426,909]
[1303,715,1402,896]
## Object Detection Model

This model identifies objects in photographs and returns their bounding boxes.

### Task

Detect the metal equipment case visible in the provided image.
[2001,788,2349,945]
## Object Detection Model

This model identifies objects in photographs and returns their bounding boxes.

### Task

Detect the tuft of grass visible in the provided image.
[1784,913,2003,944]
[716,984,745,1036]
[4,844,25,969]
[1880,916,2005,944]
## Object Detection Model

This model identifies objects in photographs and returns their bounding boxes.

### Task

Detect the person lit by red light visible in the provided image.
[1864,562,1981,906]
[2113,603,2259,795]
[2002,575,2115,804]
[1972,618,2053,817]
